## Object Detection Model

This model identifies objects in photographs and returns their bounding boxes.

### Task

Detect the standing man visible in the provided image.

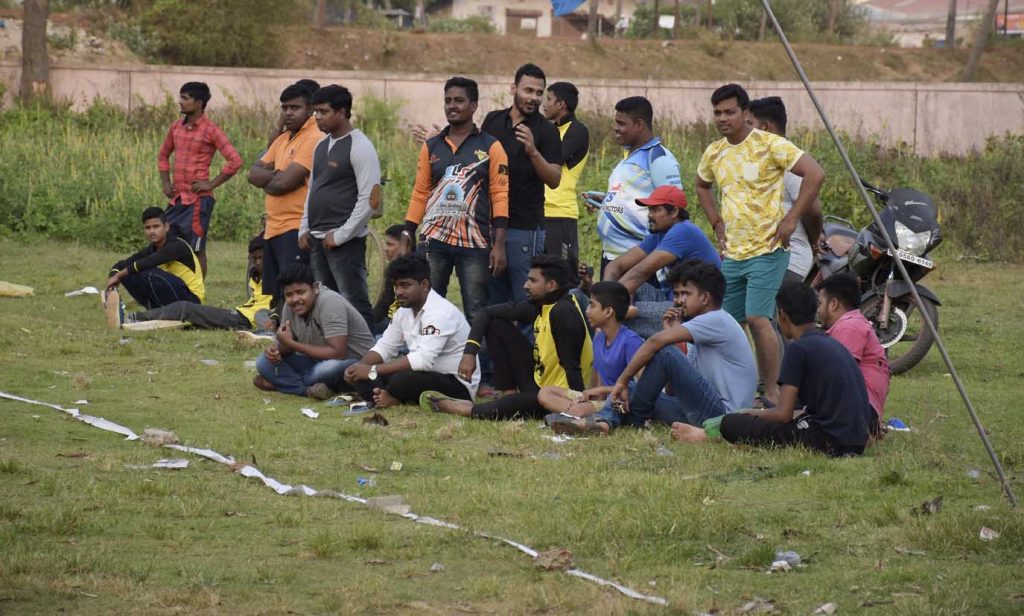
[403,76,509,326]
[541,81,589,280]
[300,85,382,331]
[595,96,683,276]
[749,96,823,284]
[158,81,242,277]
[481,63,563,304]
[248,83,323,313]
[695,83,825,405]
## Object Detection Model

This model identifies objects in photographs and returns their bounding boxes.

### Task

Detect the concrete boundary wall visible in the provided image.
[1,62,1021,156]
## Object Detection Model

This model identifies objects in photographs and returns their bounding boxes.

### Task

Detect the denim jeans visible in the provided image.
[599,345,728,428]
[255,352,358,396]
[489,227,545,305]
[626,282,673,339]
[425,239,491,323]
[308,236,374,331]
[594,382,685,429]
[121,268,200,310]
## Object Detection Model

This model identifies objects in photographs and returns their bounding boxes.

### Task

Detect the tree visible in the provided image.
[20,0,50,103]
[946,0,957,48]
[587,0,599,40]
[826,0,845,35]
[312,0,326,30]
[962,0,1000,81]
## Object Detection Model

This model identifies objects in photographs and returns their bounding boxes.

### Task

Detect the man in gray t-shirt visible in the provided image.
[254,262,374,399]
[603,260,757,429]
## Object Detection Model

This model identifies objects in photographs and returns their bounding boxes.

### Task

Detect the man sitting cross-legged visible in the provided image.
[343,254,479,408]
[539,281,643,433]
[126,235,272,331]
[253,262,375,399]
[105,206,206,316]
[672,282,875,457]
[816,273,890,431]
[579,260,757,435]
[425,255,592,421]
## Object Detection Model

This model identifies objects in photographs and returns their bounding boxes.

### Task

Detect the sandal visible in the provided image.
[544,413,606,436]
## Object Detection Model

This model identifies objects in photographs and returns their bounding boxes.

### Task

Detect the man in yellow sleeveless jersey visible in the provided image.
[106,207,205,313]
[542,81,589,282]
[424,255,593,421]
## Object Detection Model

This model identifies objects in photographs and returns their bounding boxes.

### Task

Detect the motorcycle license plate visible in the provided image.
[890,248,933,269]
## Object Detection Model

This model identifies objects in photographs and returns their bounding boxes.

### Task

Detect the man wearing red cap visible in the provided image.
[604,185,720,337]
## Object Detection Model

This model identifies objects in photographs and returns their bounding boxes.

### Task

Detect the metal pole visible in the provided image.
[757,0,1017,507]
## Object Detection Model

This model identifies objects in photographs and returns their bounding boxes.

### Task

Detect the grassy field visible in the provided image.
[0,238,1022,614]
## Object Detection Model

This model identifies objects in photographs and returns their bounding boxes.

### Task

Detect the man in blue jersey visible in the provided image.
[591,96,683,276]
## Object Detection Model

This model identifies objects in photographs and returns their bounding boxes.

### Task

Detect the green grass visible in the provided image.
[1,238,1023,614]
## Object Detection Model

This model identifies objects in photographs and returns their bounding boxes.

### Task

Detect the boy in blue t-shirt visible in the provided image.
[540,281,643,435]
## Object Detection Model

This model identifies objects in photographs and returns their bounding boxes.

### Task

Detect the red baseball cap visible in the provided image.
[635,185,687,209]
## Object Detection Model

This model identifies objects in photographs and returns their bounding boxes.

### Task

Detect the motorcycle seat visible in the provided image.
[826,233,856,258]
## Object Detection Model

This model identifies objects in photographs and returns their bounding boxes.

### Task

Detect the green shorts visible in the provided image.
[722,248,790,323]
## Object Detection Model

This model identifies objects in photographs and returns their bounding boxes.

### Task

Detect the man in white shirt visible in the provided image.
[344,254,480,408]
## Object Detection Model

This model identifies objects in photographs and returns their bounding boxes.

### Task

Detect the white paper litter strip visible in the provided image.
[1,389,668,606]
[65,286,99,297]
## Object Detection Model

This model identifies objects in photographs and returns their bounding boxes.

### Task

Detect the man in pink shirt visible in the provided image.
[816,274,890,423]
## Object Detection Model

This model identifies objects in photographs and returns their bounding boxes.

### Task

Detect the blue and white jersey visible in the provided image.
[597,137,683,260]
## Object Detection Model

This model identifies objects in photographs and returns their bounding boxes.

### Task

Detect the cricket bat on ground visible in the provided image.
[102,288,121,329]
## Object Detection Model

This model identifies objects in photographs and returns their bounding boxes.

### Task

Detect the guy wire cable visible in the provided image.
[757,0,1016,506]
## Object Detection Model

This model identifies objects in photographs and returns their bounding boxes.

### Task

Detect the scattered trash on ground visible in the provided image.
[886,418,910,432]
[979,527,1000,541]
[342,403,372,416]
[544,434,575,444]
[366,495,409,515]
[363,412,389,426]
[534,547,574,571]
[739,597,777,613]
[389,461,403,472]
[125,458,189,470]
[199,359,220,366]
[915,496,943,516]
[430,562,445,572]
[358,464,379,473]
[65,286,99,297]
[243,360,256,369]
[801,469,812,476]
[974,504,991,511]
[357,476,376,487]
[894,546,926,556]
[117,338,131,345]
[814,602,838,615]
[301,408,319,419]
[73,399,89,405]
[774,550,801,566]
[967,469,981,479]
[140,428,179,446]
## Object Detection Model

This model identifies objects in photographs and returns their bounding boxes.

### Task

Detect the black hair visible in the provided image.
[776,281,818,325]
[444,76,479,103]
[711,83,750,110]
[141,206,166,223]
[280,83,312,105]
[294,79,320,97]
[547,82,579,113]
[815,273,861,309]
[614,96,654,129]
[310,85,353,119]
[514,63,546,86]
[384,224,405,240]
[589,281,630,321]
[652,204,689,221]
[665,259,725,306]
[248,235,265,253]
[749,96,787,134]
[278,262,316,288]
[529,254,569,289]
[179,82,211,108]
[387,254,431,285]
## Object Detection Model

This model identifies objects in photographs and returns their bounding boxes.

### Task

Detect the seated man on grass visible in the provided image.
[343,254,478,408]
[126,235,272,331]
[425,255,592,421]
[539,281,644,429]
[582,260,756,435]
[671,282,875,457]
[105,207,205,317]
[816,273,889,430]
[253,262,375,399]
[604,185,720,338]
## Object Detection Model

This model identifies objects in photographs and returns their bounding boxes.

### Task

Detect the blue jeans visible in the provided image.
[425,239,490,322]
[601,345,728,428]
[594,382,683,429]
[489,227,545,305]
[626,282,672,339]
[309,236,373,331]
[121,268,200,310]
[255,352,357,396]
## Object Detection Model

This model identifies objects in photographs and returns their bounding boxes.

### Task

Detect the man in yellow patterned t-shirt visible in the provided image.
[695,84,825,405]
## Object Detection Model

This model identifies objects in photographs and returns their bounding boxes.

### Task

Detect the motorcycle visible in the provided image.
[813,181,942,375]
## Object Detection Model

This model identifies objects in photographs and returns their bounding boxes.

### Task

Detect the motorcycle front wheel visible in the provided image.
[861,293,938,375]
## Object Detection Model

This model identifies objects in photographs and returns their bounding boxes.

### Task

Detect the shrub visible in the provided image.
[426,16,494,34]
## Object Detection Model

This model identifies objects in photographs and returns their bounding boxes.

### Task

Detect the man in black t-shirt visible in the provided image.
[671,282,873,457]
[480,63,564,305]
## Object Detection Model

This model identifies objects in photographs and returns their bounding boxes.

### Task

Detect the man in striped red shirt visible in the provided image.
[158,81,243,276]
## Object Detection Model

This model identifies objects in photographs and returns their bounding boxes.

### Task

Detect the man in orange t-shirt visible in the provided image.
[248,82,323,314]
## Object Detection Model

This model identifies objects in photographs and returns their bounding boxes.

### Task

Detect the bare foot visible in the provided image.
[372,387,399,408]
[670,422,708,443]
[433,396,473,417]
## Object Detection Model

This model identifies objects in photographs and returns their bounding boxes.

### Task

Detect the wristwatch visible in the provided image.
[368,366,378,380]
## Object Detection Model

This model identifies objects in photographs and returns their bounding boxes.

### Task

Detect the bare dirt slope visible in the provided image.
[280,27,1024,82]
